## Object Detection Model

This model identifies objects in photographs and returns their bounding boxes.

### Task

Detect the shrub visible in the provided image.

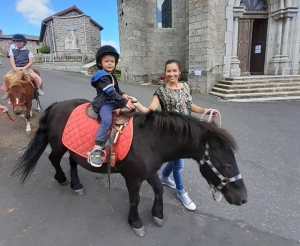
[39,45,50,54]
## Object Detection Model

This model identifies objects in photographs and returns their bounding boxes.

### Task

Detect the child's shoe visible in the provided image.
[87,147,106,167]
[159,175,176,189]
[1,92,9,100]
[37,89,45,96]
[177,190,196,211]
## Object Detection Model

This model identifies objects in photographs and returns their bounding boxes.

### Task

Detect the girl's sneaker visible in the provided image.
[177,191,196,211]
[159,175,176,189]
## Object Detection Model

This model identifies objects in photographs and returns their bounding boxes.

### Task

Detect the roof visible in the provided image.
[0,34,39,41]
[39,5,104,41]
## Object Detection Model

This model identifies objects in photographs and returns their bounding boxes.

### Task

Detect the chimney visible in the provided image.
[0,29,2,36]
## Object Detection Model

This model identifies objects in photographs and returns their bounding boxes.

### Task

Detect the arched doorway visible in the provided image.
[237,0,268,75]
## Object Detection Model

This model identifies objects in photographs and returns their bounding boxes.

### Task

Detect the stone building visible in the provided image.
[118,0,300,93]
[40,5,103,56]
[0,29,40,56]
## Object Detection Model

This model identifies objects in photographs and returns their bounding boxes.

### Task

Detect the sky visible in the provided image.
[0,0,120,51]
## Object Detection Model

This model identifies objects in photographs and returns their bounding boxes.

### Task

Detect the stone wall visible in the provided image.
[118,0,187,83]
[118,0,226,91]
[118,0,148,83]
[187,0,226,93]
[0,39,41,56]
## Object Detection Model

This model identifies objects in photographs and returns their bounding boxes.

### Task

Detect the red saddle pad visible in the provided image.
[62,103,133,161]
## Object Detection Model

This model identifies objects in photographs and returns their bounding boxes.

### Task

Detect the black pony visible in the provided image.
[13,99,247,236]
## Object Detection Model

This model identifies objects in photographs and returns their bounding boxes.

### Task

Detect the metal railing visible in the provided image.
[34,53,88,63]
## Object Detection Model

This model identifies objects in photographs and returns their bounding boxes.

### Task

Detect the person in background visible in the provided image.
[1,34,44,100]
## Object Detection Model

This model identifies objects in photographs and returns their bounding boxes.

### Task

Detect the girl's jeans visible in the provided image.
[95,101,119,146]
[161,159,185,191]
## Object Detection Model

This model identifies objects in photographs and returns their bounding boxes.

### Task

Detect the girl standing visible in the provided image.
[129,59,218,210]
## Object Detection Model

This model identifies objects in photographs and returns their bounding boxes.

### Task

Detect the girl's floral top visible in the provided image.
[154,82,192,115]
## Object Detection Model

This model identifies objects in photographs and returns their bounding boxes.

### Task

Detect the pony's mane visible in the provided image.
[8,71,31,88]
[133,111,237,150]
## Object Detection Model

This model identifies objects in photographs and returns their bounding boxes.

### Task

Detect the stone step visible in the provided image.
[215,82,300,89]
[212,85,300,94]
[224,75,300,82]
[219,78,300,85]
[210,90,300,99]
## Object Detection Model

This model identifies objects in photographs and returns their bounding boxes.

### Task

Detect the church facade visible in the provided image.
[40,5,103,56]
[118,0,300,93]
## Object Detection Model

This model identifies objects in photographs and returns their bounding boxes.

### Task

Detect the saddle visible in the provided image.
[86,103,134,167]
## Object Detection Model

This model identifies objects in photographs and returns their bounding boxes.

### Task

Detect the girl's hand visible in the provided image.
[125,101,135,110]
[203,108,219,117]
[210,109,219,118]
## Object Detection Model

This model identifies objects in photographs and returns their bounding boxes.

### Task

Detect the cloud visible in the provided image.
[101,40,120,52]
[16,0,54,26]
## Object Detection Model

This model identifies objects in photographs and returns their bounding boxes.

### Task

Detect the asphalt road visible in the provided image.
[0,57,299,246]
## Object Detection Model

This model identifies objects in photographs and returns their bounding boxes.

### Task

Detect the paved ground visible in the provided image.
[0,57,299,246]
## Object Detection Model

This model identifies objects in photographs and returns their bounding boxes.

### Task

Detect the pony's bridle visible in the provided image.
[10,96,26,107]
[198,144,242,191]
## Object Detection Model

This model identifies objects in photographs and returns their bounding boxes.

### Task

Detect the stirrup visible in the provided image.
[87,147,106,167]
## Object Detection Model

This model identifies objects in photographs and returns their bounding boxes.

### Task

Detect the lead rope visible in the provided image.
[200,109,223,202]
[5,111,17,121]
[200,108,221,127]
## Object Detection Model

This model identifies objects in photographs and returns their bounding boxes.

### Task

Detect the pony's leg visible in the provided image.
[25,119,31,133]
[36,101,41,112]
[69,155,85,195]
[125,178,145,236]
[146,173,164,226]
[25,101,32,134]
[49,151,69,185]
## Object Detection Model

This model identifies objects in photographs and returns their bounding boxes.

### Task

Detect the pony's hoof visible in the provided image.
[36,108,41,113]
[25,130,31,135]
[153,216,163,226]
[59,180,70,186]
[74,188,85,196]
[132,226,145,237]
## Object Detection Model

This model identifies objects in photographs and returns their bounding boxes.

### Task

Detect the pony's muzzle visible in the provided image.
[13,107,23,115]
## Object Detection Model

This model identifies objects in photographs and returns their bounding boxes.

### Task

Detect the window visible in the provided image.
[240,0,267,11]
[157,0,172,28]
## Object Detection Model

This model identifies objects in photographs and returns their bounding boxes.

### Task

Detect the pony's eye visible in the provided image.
[222,165,232,170]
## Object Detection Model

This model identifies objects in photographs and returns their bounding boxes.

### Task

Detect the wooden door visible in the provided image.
[237,19,253,75]
[250,19,268,75]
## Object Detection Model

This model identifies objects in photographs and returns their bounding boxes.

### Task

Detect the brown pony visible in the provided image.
[7,68,41,133]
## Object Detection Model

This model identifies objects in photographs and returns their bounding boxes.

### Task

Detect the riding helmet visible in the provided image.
[12,34,27,44]
[95,45,119,69]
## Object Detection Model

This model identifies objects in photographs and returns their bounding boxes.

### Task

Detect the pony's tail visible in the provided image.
[12,102,58,182]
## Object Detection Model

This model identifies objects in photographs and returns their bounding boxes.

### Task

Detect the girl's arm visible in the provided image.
[128,95,160,113]
[191,103,206,114]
